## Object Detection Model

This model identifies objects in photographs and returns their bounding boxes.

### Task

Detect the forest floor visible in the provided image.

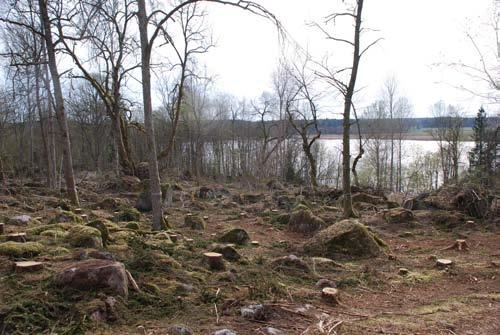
[0,175,498,335]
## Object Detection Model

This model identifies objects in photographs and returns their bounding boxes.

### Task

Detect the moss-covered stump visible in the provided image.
[304,219,385,259]
[288,209,324,234]
[384,207,414,224]
[184,214,206,230]
[50,210,83,224]
[219,228,249,245]
[0,241,44,258]
[67,225,103,248]
[116,208,141,222]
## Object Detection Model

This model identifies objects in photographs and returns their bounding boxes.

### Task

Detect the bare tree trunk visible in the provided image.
[342,0,364,218]
[138,0,164,231]
[38,0,79,205]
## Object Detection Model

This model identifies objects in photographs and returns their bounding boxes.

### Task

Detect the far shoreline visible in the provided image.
[319,133,474,141]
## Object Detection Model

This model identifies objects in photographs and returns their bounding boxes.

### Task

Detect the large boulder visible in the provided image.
[219,228,249,245]
[184,214,206,230]
[288,209,324,234]
[54,259,129,296]
[304,219,385,259]
[270,254,310,274]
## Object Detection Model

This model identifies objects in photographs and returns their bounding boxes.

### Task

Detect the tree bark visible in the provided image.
[138,0,164,231]
[38,0,79,205]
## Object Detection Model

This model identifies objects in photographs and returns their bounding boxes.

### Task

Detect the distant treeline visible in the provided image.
[316,117,498,134]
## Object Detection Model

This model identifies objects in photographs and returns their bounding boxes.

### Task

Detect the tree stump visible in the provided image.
[251,240,260,246]
[185,238,194,244]
[169,234,179,243]
[7,233,27,243]
[80,214,88,222]
[74,208,83,214]
[442,239,469,251]
[0,223,4,235]
[436,259,453,269]
[398,268,409,276]
[14,261,44,273]
[321,287,340,305]
[203,252,225,271]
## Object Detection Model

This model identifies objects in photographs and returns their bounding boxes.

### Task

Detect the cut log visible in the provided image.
[203,252,225,271]
[442,239,469,251]
[7,233,27,243]
[436,259,453,268]
[321,287,340,305]
[14,261,44,273]
[0,223,4,235]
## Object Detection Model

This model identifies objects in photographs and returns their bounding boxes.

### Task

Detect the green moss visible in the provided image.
[116,208,141,222]
[26,223,72,235]
[40,229,68,239]
[66,225,102,248]
[0,241,44,257]
[270,213,290,225]
[48,246,70,256]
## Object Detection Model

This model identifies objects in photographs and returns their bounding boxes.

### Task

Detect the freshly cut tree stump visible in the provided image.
[0,223,4,235]
[185,238,194,244]
[321,287,340,305]
[436,259,453,268]
[442,239,469,251]
[203,252,225,271]
[74,208,83,214]
[7,233,27,243]
[169,234,179,243]
[14,261,44,273]
[251,240,260,246]
[80,214,88,222]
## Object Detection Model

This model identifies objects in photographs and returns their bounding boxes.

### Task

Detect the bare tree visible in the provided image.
[315,0,380,217]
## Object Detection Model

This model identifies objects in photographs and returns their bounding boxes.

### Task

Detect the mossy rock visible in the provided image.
[87,220,110,247]
[40,229,69,239]
[95,197,127,210]
[430,210,465,230]
[384,207,414,224]
[211,244,241,261]
[184,215,206,230]
[66,225,103,248]
[116,208,141,222]
[125,222,141,230]
[288,209,324,234]
[112,230,137,244]
[50,210,83,224]
[0,241,44,258]
[293,203,310,212]
[304,219,385,259]
[26,223,72,235]
[219,228,249,245]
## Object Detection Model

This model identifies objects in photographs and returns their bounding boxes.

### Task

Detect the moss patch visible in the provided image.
[0,241,44,257]
[66,225,103,248]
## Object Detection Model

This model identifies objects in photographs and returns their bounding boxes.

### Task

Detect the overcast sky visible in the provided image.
[201,0,497,118]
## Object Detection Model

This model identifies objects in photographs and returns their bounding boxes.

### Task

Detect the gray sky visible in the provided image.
[202,0,497,118]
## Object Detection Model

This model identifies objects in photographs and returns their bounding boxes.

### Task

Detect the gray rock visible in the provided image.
[213,330,237,335]
[241,304,266,320]
[219,228,249,245]
[168,325,193,335]
[8,215,32,226]
[212,244,241,261]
